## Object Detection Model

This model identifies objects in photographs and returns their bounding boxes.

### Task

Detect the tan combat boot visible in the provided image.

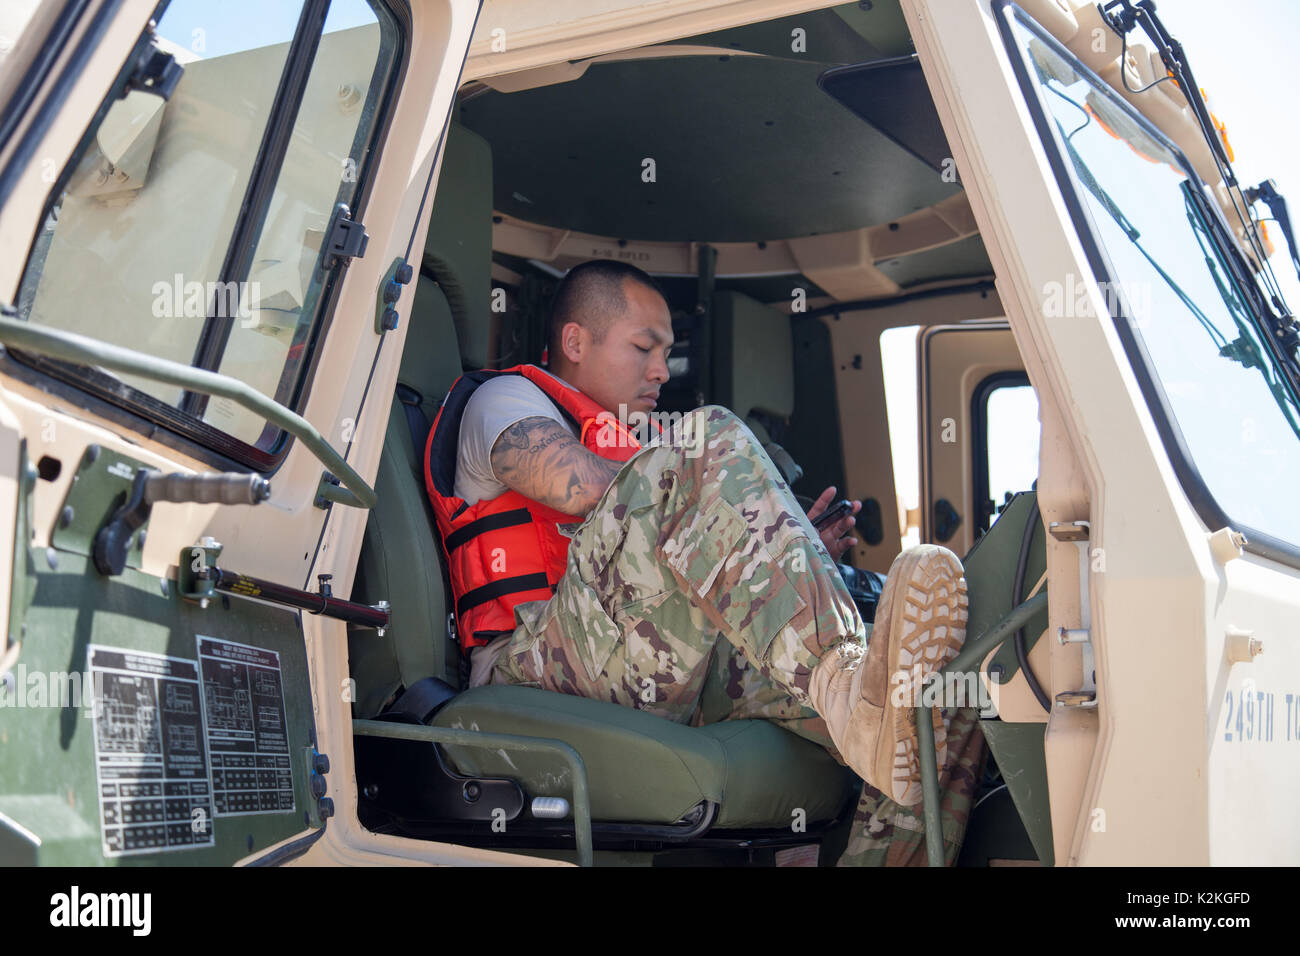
[809,545,968,806]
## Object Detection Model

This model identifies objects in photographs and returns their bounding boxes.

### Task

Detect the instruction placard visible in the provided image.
[196,636,294,816]
[89,645,215,857]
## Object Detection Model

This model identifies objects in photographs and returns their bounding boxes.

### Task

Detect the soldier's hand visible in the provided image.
[806,486,861,561]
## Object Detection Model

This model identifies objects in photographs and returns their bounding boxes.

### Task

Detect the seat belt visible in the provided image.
[392,382,470,684]
[383,676,459,724]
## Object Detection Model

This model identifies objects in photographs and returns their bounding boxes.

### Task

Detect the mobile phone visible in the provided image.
[812,498,854,531]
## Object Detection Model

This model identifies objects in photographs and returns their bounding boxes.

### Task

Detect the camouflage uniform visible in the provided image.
[490,405,983,865]
[836,706,986,866]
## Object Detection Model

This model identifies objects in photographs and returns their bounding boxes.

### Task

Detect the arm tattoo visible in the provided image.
[490,416,621,517]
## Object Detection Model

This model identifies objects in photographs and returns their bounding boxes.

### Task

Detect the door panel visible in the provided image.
[3,556,317,865]
[920,321,1035,557]
[0,0,483,865]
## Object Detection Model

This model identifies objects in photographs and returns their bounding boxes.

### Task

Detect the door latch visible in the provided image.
[94,469,270,576]
[323,202,369,270]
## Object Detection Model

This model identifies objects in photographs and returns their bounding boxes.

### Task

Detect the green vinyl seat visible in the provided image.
[434,684,855,828]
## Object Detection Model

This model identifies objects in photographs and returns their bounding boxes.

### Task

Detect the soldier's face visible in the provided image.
[566,279,673,416]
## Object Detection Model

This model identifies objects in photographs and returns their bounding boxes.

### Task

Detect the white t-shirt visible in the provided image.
[453,372,578,505]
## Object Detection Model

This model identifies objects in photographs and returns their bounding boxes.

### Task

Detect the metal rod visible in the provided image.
[945,591,1049,675]
[919,590,1052,867]
[211,568,388,629]
[316,479,365,508]
[0,316,377,508]
[917,707,945,867]
[351,719,593,867]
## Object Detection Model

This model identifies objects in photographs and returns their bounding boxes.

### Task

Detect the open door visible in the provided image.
[919,321,1039,557]
[0,0,481,866]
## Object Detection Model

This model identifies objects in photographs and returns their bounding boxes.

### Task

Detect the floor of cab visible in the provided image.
[357,761,1043,866]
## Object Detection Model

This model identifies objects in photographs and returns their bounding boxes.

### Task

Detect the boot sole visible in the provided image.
[873,545,968,806]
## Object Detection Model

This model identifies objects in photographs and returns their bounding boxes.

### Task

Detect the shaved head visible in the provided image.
[547,260,666,359]
[544,259,674,416]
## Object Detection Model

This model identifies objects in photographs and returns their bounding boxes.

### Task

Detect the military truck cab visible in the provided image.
[0,0,1296,867]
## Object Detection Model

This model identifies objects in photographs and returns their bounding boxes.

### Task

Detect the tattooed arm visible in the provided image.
[490,416,621,517]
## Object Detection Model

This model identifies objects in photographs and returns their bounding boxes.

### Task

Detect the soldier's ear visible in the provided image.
[559,320,585,364]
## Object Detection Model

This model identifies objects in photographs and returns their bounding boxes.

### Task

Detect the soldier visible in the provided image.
[424,259,983,865]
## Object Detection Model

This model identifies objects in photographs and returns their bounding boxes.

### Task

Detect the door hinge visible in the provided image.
[1049,520,1098,708]
[324,202,369,269]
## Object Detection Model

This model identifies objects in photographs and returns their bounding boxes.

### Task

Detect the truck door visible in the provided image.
[919,320,1039,556]
[0,0,480,865]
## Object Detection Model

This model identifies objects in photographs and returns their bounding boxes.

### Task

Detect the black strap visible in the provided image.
[444,508,533,551]
[456,573,550,618]
[384,676,459,724]
[396,383,431,453]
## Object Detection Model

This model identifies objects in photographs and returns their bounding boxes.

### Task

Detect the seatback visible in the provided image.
[710,291,805,485]
[350,122,494,716]
[710,290,795,424]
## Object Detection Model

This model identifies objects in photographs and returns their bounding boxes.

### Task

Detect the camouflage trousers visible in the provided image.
[490,406,984,866]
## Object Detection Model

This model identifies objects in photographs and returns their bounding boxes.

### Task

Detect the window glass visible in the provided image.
[13,0,398,456]
[1011,17,1300,548]
[205,0,384,445]
[984,381,1039,524]
[16,0,307,407]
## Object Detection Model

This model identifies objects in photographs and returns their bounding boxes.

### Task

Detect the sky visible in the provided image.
[153,0,378,58]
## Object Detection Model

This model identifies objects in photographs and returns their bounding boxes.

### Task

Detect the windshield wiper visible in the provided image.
[1181,179,1300,398]
[1182,186,1300,436]
[1100,0,1296,325]
[1245,178,1300,294]
[1030,24,1300,437]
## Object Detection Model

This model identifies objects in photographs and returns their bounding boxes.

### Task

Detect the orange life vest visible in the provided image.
[423,365,644,652]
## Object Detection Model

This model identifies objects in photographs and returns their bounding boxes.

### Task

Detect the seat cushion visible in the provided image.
[434,684,856,828]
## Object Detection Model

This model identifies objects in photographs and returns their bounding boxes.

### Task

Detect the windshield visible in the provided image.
[1007,13,1300,553]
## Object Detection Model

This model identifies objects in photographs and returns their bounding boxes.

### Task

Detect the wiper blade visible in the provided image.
[1054,105,1300,440]
[1185,180,1300,382]
[1246,179,1300,301]
[1037,43,1300,431]
[1182,185,1300,437]
[1101,0,1291,316]
[1101,1,1230,172]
